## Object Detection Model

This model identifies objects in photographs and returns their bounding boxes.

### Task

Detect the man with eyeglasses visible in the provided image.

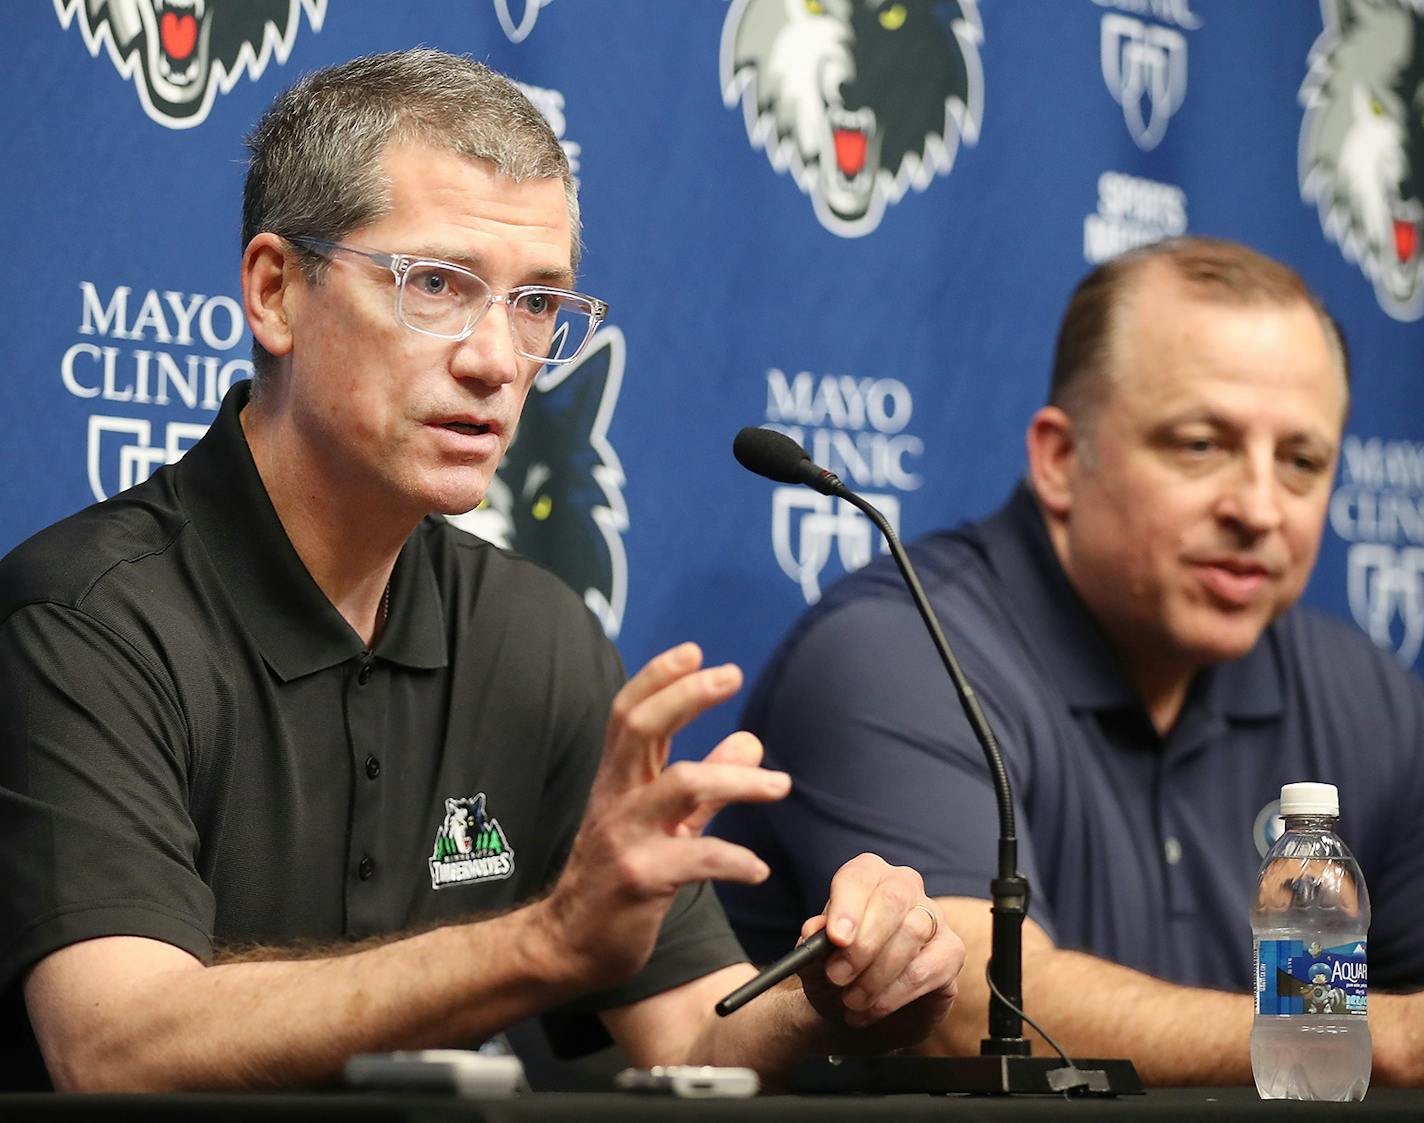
[0,49,962,1092]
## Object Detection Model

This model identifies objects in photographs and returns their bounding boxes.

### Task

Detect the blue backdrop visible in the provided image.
[5,0,1423,760]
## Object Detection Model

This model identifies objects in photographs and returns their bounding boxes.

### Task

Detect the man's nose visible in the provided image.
[451,299,523,386]
[1217,453,1284,535]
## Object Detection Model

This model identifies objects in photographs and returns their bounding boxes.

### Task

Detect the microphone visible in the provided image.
[731,426,843,496]
[728,427,1141,1096]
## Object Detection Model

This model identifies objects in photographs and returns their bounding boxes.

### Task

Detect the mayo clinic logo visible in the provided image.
[87,416,209,504]
[55,0,325,130]
[496,0,555,43]
[1329,434,1424,666]
[760,368,923,603]
[1094,0,1200,151]
[61,281,251,501]
[1347,545,1424,665]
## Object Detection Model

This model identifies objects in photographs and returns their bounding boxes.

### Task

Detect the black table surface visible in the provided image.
[1,1087,1420,1121]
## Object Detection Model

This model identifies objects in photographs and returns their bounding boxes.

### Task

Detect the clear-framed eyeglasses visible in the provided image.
[287,236,609,366]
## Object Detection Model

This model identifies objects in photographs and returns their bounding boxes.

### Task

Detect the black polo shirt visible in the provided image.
[0,382,743,1090]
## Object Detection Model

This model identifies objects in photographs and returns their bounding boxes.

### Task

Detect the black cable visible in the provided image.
[983,962,1073,1069]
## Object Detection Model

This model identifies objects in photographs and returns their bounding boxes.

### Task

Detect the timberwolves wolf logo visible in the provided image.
[450,328,629,638]
[1300,0,1424,320]
[721,0,984,237]
[55,0,326,129]
[429,794,515,890]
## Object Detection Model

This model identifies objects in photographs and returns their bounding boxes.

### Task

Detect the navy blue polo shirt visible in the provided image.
[714,486,1424,993]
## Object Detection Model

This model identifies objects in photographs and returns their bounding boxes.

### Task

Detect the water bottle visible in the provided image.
[1250,782,1371,1101]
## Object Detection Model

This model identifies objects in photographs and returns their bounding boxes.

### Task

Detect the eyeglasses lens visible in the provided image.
[397,263,594,362]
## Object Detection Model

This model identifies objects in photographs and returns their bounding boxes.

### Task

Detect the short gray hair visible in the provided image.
[242,48,579,381]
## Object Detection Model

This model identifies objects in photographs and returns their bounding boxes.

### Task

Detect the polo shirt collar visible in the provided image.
[176,381,448,681]
[1196,629,1283,721]
[977,483,1282,722]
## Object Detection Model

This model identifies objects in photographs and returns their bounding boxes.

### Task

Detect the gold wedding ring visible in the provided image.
[910,903,939,942]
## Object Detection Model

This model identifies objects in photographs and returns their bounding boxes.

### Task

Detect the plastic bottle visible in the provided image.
[1250,782,1371,1101]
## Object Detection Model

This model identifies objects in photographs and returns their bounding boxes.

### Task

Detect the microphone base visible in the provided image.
[788,1054,1145,1097]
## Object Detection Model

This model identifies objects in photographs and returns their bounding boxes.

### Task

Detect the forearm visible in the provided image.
[1368,992,1424,1086]
[922,897,1253,1085]
[604,965,832,1083]
[1012,948,1252,1085]
[690,978,836,1081]
[611,960,890,1085]
[28,901,584,1093]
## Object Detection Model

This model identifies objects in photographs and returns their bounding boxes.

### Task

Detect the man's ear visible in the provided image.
[1025,405,1079,518]
[241,233,297,360]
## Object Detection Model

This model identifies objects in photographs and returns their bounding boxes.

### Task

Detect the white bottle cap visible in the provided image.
[1279,782,1339,817]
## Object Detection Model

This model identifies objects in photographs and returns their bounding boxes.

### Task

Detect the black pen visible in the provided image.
[715,928,834,1016]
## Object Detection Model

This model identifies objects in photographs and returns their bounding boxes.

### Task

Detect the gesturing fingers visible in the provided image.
[678,732,767,835]
[601,645,744,790]
[700,730,764,770]
[636,758,790,835]
[631,835,773,890]
[613,642,704,714]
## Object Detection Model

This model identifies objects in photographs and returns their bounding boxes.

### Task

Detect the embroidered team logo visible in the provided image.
[1253,798,1285,858]
[429,794,515,890]
[1299,0,1424,321]
[55,0,326,130]
[450,328,629,638]
[720,0,984,237]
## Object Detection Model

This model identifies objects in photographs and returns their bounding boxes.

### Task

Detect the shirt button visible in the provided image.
[357,661,373,686]
[365,755,381,780]
[358,856,376,880]
[1164,837,1183,866]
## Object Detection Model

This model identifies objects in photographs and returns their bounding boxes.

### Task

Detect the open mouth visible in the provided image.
[1378,196,1423,301]
[440,421,492,436]
[1394,218,1417,263]
[155,0,206,87]
[1195,559,1272,607]
[828,106,876,182]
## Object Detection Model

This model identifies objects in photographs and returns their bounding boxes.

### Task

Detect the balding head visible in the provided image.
[1048,237,1349,456]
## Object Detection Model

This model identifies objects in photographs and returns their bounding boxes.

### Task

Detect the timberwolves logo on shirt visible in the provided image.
[1299,0,1424,321]
[1253,798,1285,858]
[429,794,515,890]
[720,0,984,237]
[451,327,628,639]
[55,0,326,129]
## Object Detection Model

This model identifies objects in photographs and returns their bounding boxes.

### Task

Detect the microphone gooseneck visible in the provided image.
[734,426,1028,1051]
[730,426,1142,1095]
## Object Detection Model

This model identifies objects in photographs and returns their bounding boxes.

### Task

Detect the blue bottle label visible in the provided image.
[1255,939,1367,1016]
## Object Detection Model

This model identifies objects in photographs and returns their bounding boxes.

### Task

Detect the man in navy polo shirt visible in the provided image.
[713,237,1424,1085]
[0,49,963,1092]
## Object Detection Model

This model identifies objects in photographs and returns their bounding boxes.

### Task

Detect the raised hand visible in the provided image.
[544,643,790,985]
